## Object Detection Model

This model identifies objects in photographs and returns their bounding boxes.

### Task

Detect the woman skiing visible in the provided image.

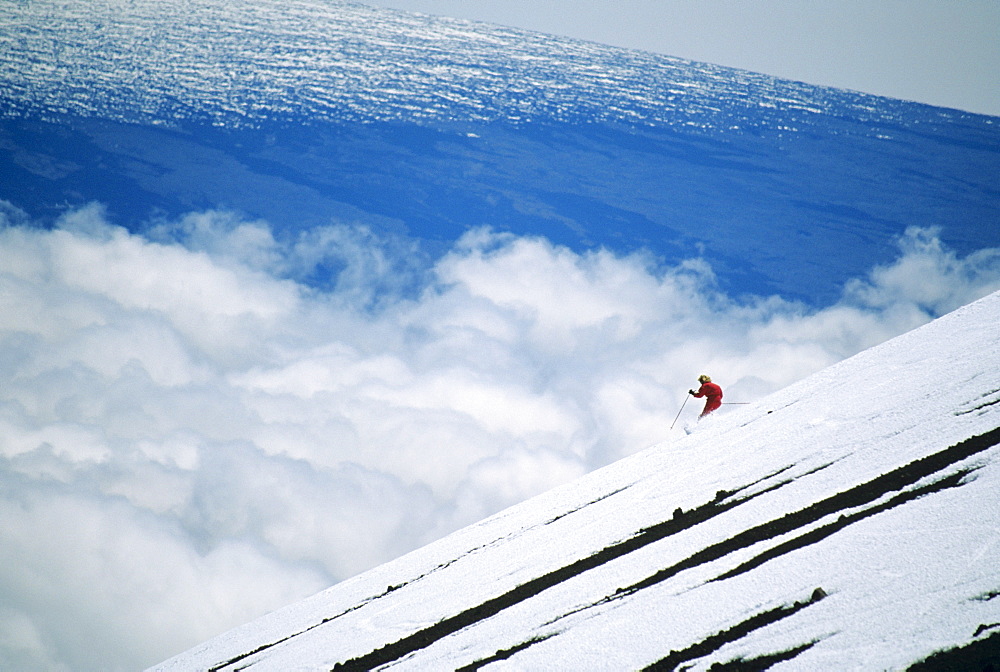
[689,374,723,418]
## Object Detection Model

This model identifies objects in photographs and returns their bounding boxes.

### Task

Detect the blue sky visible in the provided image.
[363,0,1000,117]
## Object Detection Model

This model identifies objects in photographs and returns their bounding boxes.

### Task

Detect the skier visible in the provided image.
[689,374,723,418]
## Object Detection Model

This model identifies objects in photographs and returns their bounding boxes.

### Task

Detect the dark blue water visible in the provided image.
[2,0,998,306]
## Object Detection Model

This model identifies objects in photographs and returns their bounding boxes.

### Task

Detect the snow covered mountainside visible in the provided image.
[154,291,1000,670]
[2,0,999,303]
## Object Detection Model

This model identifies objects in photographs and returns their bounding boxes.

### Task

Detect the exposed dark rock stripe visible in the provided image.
[711,468,974,581]
[249,427,998,671]
[455,634,556,672]
[956,389,1000,415]
[329,466,808,671]
[702,641,818,672]
[641,588,826,671]
[905,629,1000,671]
[541,485,632,526]
[207,488,632,670]
[618,426,1000,597]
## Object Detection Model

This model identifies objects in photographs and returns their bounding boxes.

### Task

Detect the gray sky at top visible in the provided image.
[362,0,1000,117]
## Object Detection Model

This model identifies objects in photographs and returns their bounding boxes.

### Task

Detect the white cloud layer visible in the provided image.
[1,202,998,670]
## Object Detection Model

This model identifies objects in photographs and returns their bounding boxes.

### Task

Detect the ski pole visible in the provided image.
[670,393,690,429]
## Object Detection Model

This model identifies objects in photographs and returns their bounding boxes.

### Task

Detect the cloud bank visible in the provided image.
[1,202,998,670]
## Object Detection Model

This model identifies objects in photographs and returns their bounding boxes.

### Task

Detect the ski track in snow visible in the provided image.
[152,292,1000,672]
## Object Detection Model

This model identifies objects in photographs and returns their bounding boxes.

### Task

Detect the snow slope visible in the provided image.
[152,292,1000,670]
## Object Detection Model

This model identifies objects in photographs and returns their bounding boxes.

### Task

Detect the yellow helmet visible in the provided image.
[698,374,711,383]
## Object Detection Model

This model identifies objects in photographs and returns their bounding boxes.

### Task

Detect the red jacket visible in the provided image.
[693,382,723,415]
[693,382,722,401]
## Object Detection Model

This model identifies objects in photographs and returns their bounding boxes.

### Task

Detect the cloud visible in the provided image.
[1,203,998,670]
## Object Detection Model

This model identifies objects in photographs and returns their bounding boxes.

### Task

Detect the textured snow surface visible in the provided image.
[1,0,940,130]
[153,292,1000,670]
